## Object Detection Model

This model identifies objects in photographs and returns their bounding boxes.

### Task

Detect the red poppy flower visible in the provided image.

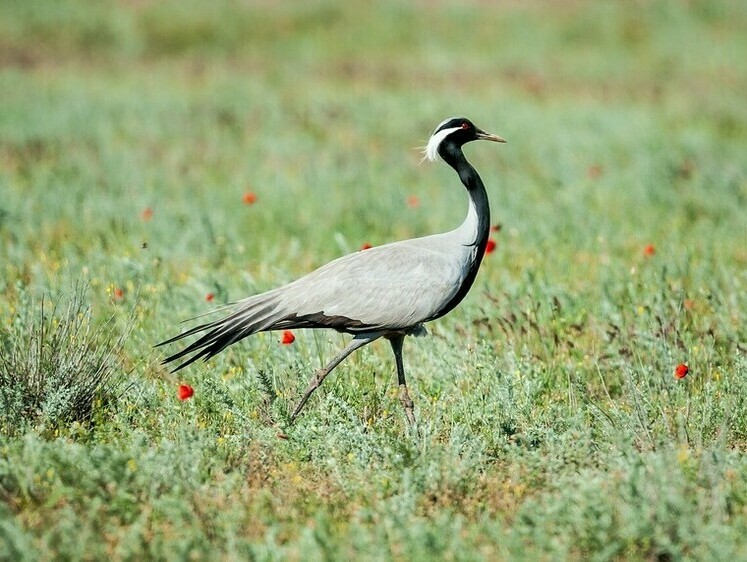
[178,384,194,400]
[281,330,295,345]
[643,244,656,257]
[141,207,154,221]
[674,364,689,379]
[485,239,497,255]
[406,195,420,208]
[114,287,124,300]
[205,292,215,302]
[242,192,257,205]
[360,242,373,250]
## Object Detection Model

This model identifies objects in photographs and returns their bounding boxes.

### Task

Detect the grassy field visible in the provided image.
[1,0,746,559]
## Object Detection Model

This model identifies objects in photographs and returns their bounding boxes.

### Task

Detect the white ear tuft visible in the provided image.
[422,126,461,162]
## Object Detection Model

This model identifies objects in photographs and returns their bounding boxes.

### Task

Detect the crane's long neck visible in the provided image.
[428,142,491,320]
[441,143,491,254]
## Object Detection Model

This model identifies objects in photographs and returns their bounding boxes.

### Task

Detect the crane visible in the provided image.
[158,117,506,424]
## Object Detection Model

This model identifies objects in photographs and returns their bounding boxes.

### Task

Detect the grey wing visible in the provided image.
[274,236,470,331]
[158,234,471,370]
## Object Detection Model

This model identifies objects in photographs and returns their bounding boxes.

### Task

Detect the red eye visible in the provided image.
[461,122,469,129]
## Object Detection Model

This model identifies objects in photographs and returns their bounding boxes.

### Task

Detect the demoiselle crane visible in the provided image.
[158,117,506,423]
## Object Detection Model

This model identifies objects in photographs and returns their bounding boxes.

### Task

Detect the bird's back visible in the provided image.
[246,229,476,334]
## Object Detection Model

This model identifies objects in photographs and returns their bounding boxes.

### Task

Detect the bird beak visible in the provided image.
[476,130,507,143]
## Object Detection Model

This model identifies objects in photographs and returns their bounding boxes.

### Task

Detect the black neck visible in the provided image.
[439,141,491,252]
[430,141,492,320]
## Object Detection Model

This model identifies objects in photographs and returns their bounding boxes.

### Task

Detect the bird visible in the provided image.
[157,117,506,424]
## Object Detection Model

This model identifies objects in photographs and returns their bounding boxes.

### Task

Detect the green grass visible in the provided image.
[1,0,746,559]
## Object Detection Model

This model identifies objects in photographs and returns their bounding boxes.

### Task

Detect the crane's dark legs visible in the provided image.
[389,335,416,425]
[290,335,376,422]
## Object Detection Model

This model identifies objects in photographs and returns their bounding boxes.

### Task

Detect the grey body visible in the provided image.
[159,117,506,423]
[226,207,478,335]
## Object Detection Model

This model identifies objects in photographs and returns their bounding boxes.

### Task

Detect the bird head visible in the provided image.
[423,117,506,162]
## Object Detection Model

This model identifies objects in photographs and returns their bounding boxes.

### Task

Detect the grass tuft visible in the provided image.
[0,283,128,437]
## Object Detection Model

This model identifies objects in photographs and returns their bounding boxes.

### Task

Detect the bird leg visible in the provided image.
[290,335,375,422]
[389,335,416,425]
